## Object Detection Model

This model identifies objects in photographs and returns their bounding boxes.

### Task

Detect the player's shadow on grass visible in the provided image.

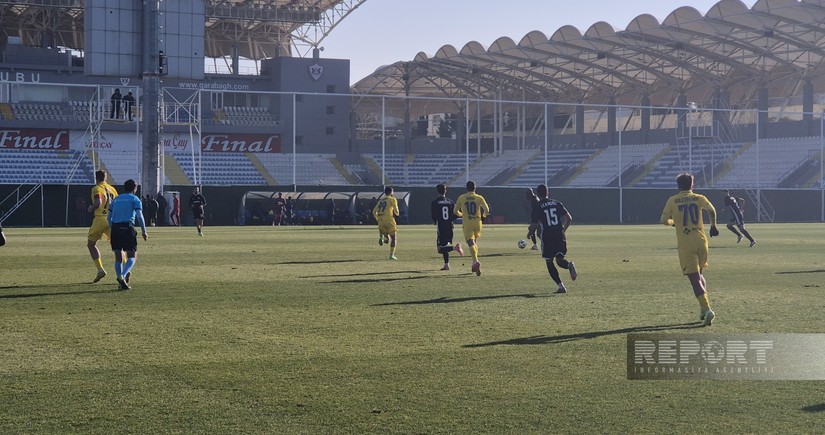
[774,269,825,275]
[277,259,362,265]
[463,322,703,348]
[303,270,425,279]
[323,275,430,284]
[372,293,543,306]
[0,285,120,299]
[802,403,825,413]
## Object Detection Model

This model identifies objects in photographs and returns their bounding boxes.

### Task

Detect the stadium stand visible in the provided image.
[635,142,746,188]
[0,150,94,184]
[510,147,598,187]
[567,143,668,187]
[718,137,823,188]
[367,153,477,186]
[93,150,141,185]
[255,153,350,186]
[468,149,541,186]
[173,153,266,186]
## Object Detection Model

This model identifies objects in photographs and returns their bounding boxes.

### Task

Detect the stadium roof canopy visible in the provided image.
[0,0,360,59]
[351,0,825,109]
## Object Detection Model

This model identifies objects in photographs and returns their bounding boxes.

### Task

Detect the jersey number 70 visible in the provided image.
[677,203,699,226]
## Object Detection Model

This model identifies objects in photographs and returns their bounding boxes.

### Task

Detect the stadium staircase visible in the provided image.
[625,145,671,187]
[328,157,360,184]
[745,189,775,223]
[246,153,277,185]
[0,180,43,224]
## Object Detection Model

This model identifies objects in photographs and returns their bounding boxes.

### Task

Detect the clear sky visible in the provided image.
[321,0,758,85]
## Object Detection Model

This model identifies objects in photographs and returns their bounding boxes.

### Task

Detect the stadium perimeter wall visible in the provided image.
[1,185,822,227]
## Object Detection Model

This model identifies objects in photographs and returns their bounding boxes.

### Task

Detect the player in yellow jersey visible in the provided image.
[373,186,400,260]
[660,173,719,326]
[454,180,491,276]
[87,170,118,282]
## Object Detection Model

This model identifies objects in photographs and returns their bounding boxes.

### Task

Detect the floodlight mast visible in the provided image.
[141,0,163,197]
[289,0,367,58]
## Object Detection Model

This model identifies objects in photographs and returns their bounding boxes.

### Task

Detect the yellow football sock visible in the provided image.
[470,244,478,261]
[697,293,710,311]
[94,258,104,271]
[390,246,396,255]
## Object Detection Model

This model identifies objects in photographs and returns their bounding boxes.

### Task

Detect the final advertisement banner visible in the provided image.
[0,129,281,154]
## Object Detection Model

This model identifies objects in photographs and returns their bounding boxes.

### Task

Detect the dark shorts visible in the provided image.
[192,207,205,220]
[541,231,567,259]
[110,222,138,252]
[729,212,744,226]
[436,223,454,247]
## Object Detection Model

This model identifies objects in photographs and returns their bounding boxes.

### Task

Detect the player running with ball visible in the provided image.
[534,184,577,293]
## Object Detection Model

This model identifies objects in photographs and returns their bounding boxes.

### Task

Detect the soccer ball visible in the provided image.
[518,239,527,249]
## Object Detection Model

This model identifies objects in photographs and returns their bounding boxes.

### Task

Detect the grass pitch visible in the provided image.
[1,223,824,433]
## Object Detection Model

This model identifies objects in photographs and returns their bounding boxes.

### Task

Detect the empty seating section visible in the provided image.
[0,150,94,184]
[635,142,745,188]
[255,153,349,185]
[470,149,540,185]
[173,153,266,185]
[216,106,281,127]
[510,148,597,187]
[95,150,140,185]
[717,137,822,188]
[369,154,476,186]
[0,103,71,122]
[568,143,667,187]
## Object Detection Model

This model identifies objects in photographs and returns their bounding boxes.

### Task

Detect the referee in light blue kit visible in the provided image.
[107,179,148,290]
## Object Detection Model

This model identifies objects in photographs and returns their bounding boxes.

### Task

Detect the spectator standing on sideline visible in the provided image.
[144,194,158,226]
[87,170,118,283]
[273,192,286,226]
[189,187,207,236]
[108,179,148,290]
[122,91,136,121]
[110,88,122,119]
[156,193,167,226]
[327,199,336,225]
[170,192,181,226]
[285,196,294,225]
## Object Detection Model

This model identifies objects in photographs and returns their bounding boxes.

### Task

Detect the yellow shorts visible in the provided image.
[678,238,708,275]
[87,217,111,242]
[378,220,397,236]
[462,220,482,241]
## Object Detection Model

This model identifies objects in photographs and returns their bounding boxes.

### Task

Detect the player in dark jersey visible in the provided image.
[525,187,541,250]
[0,222,6,247]
[723,190,756,247]
[273,192,287,226]
[189,187,207,236]
[431,184,464,270]
[534,184,577,293]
